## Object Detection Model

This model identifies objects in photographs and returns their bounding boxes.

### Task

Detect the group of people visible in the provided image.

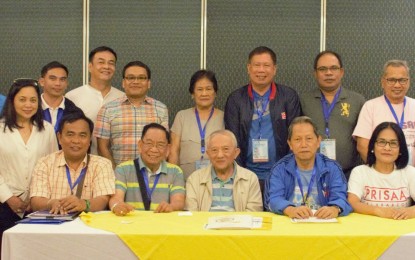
[1,45,415,250]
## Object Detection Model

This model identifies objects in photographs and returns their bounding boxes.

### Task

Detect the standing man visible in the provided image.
[66,46,124,154]
[353,60,415,164]
[224,46,301,191]
[39,61,82,134]
[300,51,365,179]
[94,61,169,168]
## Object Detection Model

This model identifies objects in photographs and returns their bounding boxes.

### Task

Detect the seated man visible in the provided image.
[109,123,185,215]
[265,116,351,219]
[30,112,115,214]
[186,130,262,211]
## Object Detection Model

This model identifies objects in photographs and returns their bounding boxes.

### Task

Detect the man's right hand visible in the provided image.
[283,205,314,219]
[6,196,27,214]
[112,202,134,216]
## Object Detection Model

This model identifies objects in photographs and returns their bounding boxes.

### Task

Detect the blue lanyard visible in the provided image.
[195,107,215,158]
[141,168,161,199]
[384,95,406,128]
[294,167,317,205]
[320,88,341,138]
[65,165,87,195]
[43,108,64,132]
[254,89,271,139]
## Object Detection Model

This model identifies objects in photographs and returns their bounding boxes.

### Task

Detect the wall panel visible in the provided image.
[89,0,201,124]
[326,0,415,99]
[0,1,83,95]
[206,0,321,109]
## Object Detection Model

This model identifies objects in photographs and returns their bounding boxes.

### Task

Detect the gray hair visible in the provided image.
[287,116,319,140]
[383,60,410,77]
[206,129,238,148]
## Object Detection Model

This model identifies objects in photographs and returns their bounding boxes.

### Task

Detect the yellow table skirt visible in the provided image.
[81,211,415,259]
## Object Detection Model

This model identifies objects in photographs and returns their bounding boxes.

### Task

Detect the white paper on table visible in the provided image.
[291,217,338,223]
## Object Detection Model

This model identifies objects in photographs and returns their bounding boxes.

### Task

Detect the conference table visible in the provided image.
[2,211,415,259]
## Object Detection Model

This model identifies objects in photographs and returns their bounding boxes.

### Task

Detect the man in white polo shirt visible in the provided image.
[66,46,124,154]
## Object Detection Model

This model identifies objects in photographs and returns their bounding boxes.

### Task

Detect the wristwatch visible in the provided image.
[332,205,342,214]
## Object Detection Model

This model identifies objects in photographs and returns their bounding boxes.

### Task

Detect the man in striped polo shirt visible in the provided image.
[109,123,185,215]
[186,130,263,212]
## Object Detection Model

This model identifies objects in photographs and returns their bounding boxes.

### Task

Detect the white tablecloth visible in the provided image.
[1,218,137,260]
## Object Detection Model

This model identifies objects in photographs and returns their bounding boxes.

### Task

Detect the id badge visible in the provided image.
[195,159,210,170]
[320,139,336,160]
[252,139,269,163]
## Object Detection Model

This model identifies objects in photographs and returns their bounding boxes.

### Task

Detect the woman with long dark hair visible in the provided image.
[0,79,58,243]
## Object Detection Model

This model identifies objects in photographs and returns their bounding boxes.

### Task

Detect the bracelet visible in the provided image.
[111,202,119,213]
[84,200,90,212]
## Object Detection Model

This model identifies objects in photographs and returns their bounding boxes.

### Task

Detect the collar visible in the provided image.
[57,151,88,170]
[248,82,277,100]
[121,95,154,105]
[41,94,65,110]
[313,86,347,100]
[86,84,115,98]
[285,153,329,178]
[210,161,237,182]
[138,155,167,175]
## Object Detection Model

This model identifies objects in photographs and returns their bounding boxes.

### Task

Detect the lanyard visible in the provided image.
[141,168,161,199]
[254,88,271,139]
[65,165,87,195]
[320,88,341,138]
[295,167,317,205]
[384,95,406,128]
[195,107,215,158]
[43,108,64,132]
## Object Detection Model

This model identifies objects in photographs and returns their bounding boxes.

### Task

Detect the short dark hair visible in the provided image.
[367,122,408,169]
[188,70,218,94]
[122,61,151,79]
[1,79,44,132]
[58,112,94,136]
[248,46,277,65]
[141,123,170,144]
[288,116,319,140]
[89,46,117,62]
[40,61,69,77]
[313,50,343,70]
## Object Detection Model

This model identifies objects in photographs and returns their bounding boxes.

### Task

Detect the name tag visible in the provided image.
[252,139,269,163]
[320,139,336,160]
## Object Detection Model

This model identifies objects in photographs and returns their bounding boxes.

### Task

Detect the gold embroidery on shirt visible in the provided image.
[340,103,350,117]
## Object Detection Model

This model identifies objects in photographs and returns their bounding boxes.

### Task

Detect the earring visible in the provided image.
[371,150,374,153]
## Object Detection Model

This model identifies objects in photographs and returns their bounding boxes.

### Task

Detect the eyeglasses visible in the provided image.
[384,78,409,86]
[375,139,399,148]
[142,141,167,150]
[13,78,39,87]
[124,76,148,83]
[316,66,341,73]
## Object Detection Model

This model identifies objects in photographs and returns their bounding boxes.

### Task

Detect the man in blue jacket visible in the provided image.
[265,116,351,218]
[224,46,301,193]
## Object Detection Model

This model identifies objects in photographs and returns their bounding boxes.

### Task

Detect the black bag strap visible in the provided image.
[133,159,151,210]
[75,154,90,199]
